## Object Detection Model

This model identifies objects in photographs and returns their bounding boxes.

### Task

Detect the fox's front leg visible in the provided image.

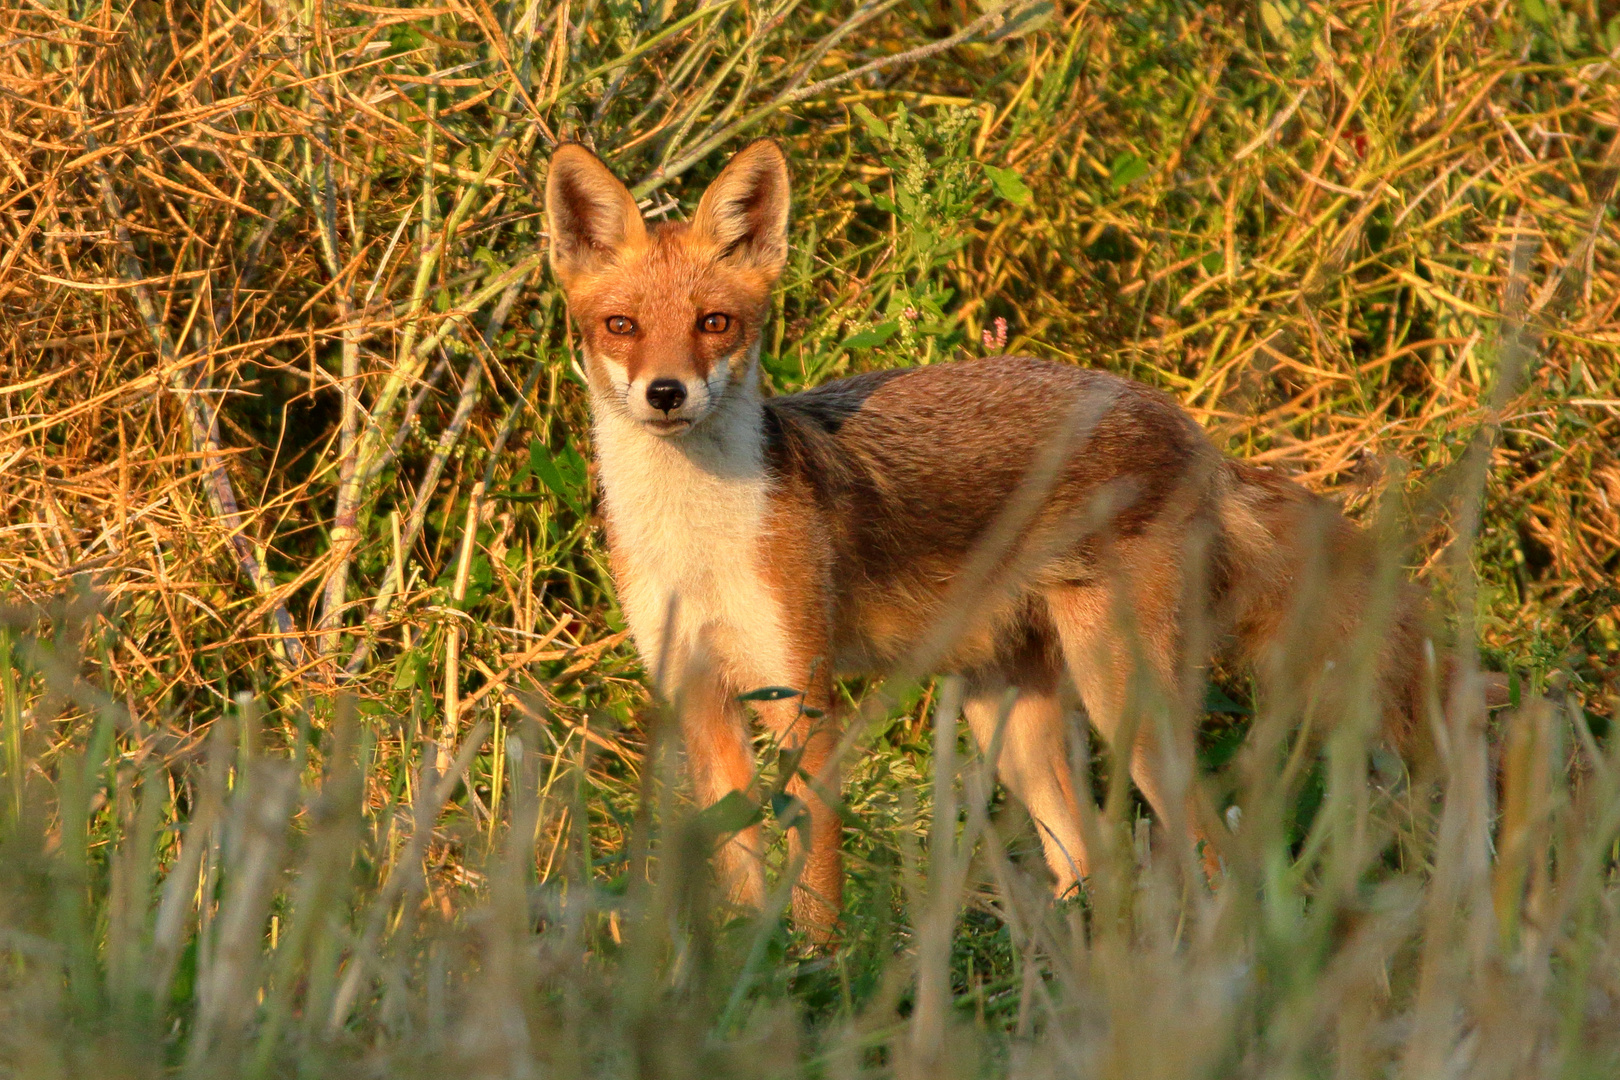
[677,668,767,912]
[752,667,843,942]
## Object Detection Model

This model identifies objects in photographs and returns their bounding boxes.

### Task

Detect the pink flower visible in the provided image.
[982,316,1008,353]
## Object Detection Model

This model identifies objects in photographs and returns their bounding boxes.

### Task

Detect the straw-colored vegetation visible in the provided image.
[1,0,1618,1075]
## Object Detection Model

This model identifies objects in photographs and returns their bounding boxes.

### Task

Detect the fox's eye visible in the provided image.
[606,316,636,335]
[699,312,731,334]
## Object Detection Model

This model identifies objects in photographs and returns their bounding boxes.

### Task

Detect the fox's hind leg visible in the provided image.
[963,660,1090,896]
[1045,577,1224,877]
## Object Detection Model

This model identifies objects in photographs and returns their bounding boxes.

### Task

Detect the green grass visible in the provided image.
[1,0,1619,1075]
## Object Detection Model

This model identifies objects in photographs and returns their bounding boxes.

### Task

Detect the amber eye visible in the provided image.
[699,312,731,334]
[605,315,636,335]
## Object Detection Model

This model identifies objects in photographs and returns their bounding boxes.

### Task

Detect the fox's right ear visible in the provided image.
[546,144,647,283]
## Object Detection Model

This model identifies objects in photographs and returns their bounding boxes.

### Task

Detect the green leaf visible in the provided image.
[851,103,889,142]
[695,790,762,835]
[851,180,896,213]
[1109,152,1151,191]
[890,680,927,717]
[528,438,585,517]
[468,554,492,596]
[387,24,425,54]
[1259,0,1297,47]
[983,163,1033,207]
[737,686,803,702]
[839,321,899,350]
[1203,684,1251,716]
[986,1,1054,42]
[556,444,587,489]
[393,650,429,691]
[770,791,804,823]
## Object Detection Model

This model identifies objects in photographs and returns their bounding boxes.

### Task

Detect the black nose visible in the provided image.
[645,379,687,414]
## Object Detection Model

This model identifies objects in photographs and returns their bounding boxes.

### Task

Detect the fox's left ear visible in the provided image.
[691,139,790,280]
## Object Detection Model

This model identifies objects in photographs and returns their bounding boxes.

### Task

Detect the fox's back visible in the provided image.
[764,356,1218,669]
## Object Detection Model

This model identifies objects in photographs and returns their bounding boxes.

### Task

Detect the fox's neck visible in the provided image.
[586,363,793,695]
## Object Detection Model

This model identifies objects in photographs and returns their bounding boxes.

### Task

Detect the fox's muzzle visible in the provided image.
[645,378,687,414]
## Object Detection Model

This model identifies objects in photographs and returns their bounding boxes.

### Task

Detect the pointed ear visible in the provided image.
[690,139,790,280]
[546,144,647,283]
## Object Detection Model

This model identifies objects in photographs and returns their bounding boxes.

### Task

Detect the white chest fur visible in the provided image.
[591,402,793,695]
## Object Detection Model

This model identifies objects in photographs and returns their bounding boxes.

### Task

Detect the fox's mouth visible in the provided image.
[643,417,692,436]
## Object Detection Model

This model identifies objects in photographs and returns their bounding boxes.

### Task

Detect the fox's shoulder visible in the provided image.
[765,365,912,437]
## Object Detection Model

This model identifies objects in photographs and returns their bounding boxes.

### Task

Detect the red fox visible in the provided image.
[545,138,1456,937]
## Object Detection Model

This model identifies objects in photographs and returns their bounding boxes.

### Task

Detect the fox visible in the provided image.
[544,138,1462,938]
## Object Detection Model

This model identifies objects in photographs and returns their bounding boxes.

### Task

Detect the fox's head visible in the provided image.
[545,140,789,437]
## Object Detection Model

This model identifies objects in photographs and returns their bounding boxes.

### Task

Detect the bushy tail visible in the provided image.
[1210,460,1441,771]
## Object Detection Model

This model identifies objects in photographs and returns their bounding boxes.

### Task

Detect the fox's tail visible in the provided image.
[1210,460,1447,771]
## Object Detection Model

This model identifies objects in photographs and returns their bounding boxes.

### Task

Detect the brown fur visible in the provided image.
[546,140,1448,939]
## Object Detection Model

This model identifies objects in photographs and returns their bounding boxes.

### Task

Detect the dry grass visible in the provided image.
[0,0,1618,1076]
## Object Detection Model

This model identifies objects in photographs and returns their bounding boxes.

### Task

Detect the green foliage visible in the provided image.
[846,103,993,365]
